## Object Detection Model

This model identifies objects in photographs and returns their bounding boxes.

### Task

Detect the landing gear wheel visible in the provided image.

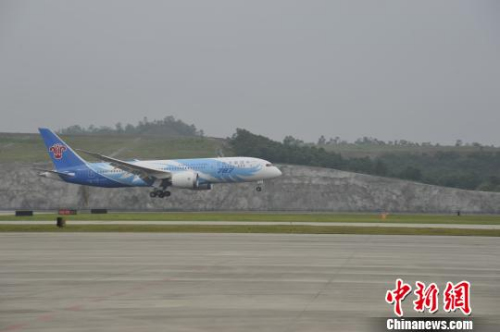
[164,191,171,197]
[256,186,262,192]
[158,191,165,198]
[150,192,158,198]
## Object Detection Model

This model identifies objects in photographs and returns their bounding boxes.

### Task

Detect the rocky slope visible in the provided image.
[1,163,500,212]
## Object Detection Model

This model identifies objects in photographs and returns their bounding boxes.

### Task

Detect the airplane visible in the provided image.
[37,128,282,198]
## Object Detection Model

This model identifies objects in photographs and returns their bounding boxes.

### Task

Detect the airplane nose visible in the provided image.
[274,167,282,177]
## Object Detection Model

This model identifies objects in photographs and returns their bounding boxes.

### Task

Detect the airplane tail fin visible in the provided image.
[38,128,88,171]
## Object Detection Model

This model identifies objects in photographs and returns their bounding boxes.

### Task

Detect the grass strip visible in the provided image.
[2,212,500,225]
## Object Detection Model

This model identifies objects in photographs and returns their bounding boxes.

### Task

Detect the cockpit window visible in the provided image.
[266,163,273,167]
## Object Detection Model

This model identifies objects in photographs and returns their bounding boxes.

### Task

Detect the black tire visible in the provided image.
[158,192,165,198]
[149,192,157,198]
[256,186,262,192]
[164,191,171,197]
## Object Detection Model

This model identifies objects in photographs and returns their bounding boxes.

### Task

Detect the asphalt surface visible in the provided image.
[1,220,500,229]
[0,233,499,332]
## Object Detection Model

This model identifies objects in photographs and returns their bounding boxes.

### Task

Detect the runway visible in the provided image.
[1,233,499,332]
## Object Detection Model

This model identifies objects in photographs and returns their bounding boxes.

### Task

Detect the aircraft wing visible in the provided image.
[76,149,172,181]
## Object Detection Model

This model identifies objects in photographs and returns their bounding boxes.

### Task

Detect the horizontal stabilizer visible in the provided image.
[35,169,76,177]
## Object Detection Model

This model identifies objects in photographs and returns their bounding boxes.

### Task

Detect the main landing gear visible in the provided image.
[150,190,171,198]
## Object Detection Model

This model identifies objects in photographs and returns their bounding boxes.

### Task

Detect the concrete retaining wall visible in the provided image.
[1,163,500,212]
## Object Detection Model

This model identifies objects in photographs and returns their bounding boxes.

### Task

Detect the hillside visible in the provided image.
[229,129,500,192]
[320,142,500,159]
[0,133,231,163]
[2,130,500,193]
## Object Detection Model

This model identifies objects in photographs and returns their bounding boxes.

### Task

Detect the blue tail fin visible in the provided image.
[38,128,87,171]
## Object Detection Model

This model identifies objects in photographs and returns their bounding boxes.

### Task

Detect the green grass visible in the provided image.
[0,133,231,162]
[0,224,499,236]
[3,212,500,225]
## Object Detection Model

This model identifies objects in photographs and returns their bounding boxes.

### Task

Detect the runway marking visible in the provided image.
[284,234,373,332]
[36,314,55,322]
[0,277,176,332]
[91,297,105,303]
[65,305,83,311]
[2,323,28,332]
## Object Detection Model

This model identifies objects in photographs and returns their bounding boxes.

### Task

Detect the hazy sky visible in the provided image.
[1,0,499,145]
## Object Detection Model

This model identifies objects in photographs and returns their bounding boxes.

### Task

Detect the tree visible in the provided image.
[58,116,203,137]
[283,136,303,146]
[399,166,422,181]
[373,160,388,176]
[115,122,123,133]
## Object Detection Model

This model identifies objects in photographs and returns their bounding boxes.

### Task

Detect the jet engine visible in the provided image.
[171,171,199,189]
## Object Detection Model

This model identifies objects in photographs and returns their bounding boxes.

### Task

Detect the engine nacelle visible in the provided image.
[171,171,198,189]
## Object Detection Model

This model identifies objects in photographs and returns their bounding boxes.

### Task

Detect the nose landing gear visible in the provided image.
[256,180,264,192]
